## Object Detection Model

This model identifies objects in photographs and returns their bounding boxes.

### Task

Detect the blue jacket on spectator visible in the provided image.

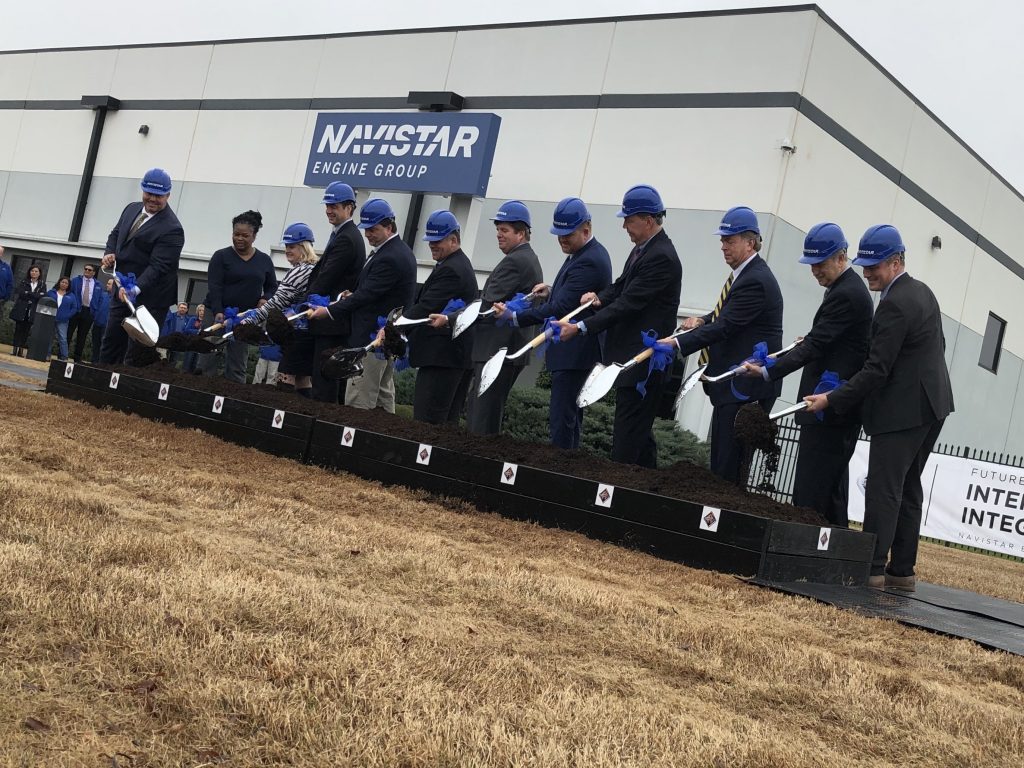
[258,343,282,362]
[161,309,194,336]
[0,261,13,301]
[47,289,80,322]
[93,290,111,327]
[69,274,104,312]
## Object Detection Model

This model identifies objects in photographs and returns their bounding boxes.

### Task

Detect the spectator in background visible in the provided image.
[47,276,80,362]
[183,304,209,374]
[202,210,277,383]
[252,343,282,385]
[161,301,194,368]
[10,265,46,358]
[0,246,13,321]
[68,263,101,362]
[89,278,113,364]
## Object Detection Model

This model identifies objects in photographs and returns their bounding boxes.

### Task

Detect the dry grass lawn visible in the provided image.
[1,386,1022,767]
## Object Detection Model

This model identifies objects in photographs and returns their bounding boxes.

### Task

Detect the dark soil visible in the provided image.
[96,360,825,526]
[158,333,216,353]
[735,404,780,455]
[231,323,271,345]
[266,308,295,347]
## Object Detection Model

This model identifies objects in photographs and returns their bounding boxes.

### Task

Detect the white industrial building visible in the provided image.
[1,4,1021,453]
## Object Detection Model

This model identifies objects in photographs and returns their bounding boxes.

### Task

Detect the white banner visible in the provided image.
[848,440,1024,557]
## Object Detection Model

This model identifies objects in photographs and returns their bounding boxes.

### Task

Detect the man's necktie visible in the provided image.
[626,245,642,269]
[698,273,734,366]
[82,278,92,307]
[128,211,147,238]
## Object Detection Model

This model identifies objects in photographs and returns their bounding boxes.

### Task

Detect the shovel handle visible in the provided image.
[525,299,595,350]
[102,263,140,315]
[770,401,809,421]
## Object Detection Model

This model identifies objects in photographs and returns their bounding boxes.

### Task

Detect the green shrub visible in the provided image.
[504,385,709,469]
[394,367,417,406]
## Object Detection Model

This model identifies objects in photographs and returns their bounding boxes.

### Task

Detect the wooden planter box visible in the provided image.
[47,362,874,585]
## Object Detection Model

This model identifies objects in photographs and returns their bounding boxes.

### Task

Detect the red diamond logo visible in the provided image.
[820,531,829,546]
[704,511,717,527]
[343,430,353,444]
[215,398,223,408]
[419,448,429,460]
[274,414,282,425]
[599,489,610,503]
[504,467,514,480]
[160,386,168,396]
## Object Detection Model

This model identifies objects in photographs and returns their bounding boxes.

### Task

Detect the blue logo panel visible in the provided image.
[304,112,501,196]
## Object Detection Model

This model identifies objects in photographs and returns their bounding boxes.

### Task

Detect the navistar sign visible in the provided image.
[304,112,501,196]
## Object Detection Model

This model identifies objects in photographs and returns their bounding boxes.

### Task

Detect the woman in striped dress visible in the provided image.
[241,223,317,388]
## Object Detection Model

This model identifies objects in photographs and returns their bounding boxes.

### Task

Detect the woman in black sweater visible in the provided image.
[202,210,278,383]
[9,265,47,357]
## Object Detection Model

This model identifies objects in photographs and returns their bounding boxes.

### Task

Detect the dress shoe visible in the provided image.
[885,573,916,592]
[867,575,885,588]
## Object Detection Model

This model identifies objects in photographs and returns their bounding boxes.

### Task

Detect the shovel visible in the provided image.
[478,300,595,396]
[673,338,803,414]
[577,328,693,408]
[452,290,539,339]
[319,307,404,381]
[102,265,159,347]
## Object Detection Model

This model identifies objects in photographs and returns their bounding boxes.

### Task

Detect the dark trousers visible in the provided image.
[67,309,93,361]
[864,419,944,577]
[99,302,149,366]
[90,324,105,363]
[413,367,472,425]
[611,371,666,468]
[312,333,347,403]
[793,421,861,527]
[549,369,588,449]
[13,321,32,350]
[466,361,524,435]
[710,397,776,484]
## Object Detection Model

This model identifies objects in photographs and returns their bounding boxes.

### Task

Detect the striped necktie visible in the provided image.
[128,211,148,238]
[698,273,733,365]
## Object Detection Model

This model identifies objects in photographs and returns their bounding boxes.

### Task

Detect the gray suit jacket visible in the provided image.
[470,242,544,366]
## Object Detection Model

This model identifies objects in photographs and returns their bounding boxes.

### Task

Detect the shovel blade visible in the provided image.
[673,365,707,414]
[477,348,507,396]
[452,300,482,338]
[577,363,623,408]
[123,315,158,347]
[320,346,368,381]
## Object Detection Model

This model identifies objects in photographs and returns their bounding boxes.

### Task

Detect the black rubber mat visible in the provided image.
[898,582,1024,629]
[750,579,1024,656]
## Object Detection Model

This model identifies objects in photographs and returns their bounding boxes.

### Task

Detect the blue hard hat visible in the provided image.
[322,182,356,205]
[800,222,848,264]
[422,210,460,242]
[282,222,314,245]
[616,184,665,218]
[714,206,760,236]
[358,198,396,229]
[853,224,905,266]
[140,168,172,196]
[491,200,531,227]
[550,197,591,235]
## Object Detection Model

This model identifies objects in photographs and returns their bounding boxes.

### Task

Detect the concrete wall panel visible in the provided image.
[0,172,79,239]
[603,12,815,94]
[110,46,214,100]
[186,110,310,186]
[93,110,199,181]
[203,40,323,100]
[0,53,35,101]
[25,49,118,101]
[315,33,457,98]
[9,111,94,175]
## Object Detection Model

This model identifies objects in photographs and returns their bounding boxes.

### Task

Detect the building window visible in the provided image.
[185,279,208,309]
[978,311,1006,374]
[12,254,53,286]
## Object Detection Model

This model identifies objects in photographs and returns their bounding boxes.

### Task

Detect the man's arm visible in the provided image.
[135,226,184,303]
[676,277,766,356]
[827,299,909,415]
[769,292,855,379]
[404,267,462,320]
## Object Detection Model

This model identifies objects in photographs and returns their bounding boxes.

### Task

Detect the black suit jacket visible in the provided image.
[105,201,184,312]
[405,249,478,370]
[677,254,783,406]
[328,234,416,347]
[770,267,872,425]
[308,219,366,338]
[586,229,682,387]
[9,278,47,323]
[470,243,544,366]
[828,273,954,436]
[516,237,613,372]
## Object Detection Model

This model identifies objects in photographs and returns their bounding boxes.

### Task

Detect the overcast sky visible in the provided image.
[5,0,1022,192]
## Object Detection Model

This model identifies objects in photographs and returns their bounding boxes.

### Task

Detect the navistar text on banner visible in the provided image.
[304,112,501,196]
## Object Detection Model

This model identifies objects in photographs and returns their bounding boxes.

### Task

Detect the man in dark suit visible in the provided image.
[310,198,415,413]
[495,197,612,449]
[463,200,543,435]
[402,210,478,424]
[67,263,101,362]
[98,168,184,365]
[556,184,681,468]
[307,181,366,402]
[806,224,954,591]
[675,206,783,483]
[741,222,872,525]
